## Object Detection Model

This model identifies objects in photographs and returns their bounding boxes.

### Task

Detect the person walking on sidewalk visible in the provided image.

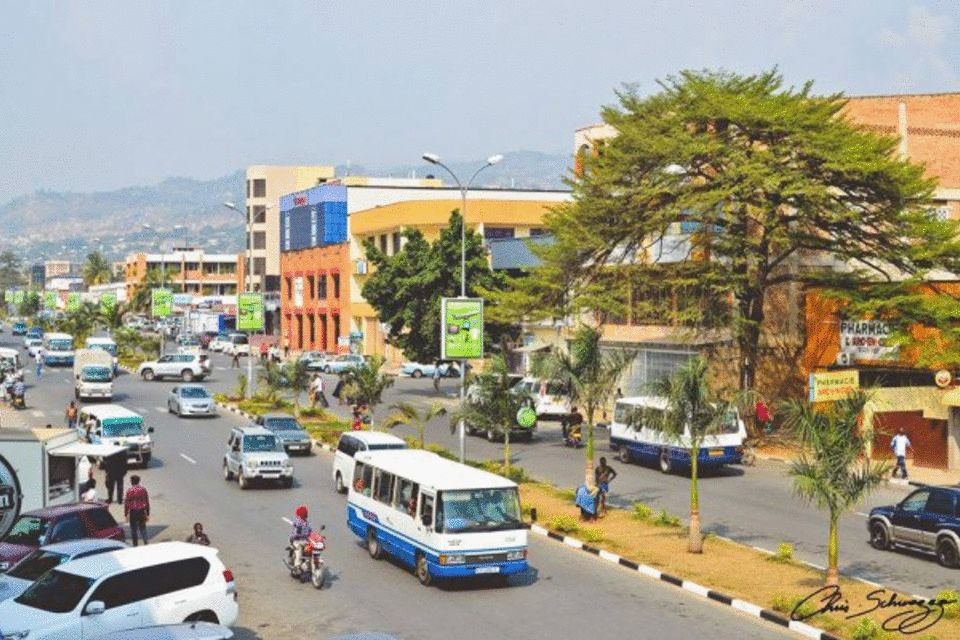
[432,365,442,394]
[310,374,328,408]
[124,475,150,546]
[891,428,913,480]
[104,450,129,504]
[65,401,79,429]
[34,350,44,378]
[259,341,269,363]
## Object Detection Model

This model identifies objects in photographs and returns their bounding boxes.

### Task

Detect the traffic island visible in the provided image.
[520,482,959,640]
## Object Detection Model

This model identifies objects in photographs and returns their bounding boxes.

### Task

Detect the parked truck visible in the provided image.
[73,348,114,401]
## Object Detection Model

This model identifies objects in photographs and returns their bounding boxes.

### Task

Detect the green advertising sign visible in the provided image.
[67,292,81,312]
[12,291,24,305]
[440,297,484,360]
[237,292,264,331]
[3,291,11,303]
[100,292,117,315]
[152,288,173,318]
[44,291,57,309]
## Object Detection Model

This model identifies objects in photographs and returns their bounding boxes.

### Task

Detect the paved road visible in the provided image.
[1,337,792,640]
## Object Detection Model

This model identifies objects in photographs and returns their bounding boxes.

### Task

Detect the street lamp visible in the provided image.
[420,152,503,462]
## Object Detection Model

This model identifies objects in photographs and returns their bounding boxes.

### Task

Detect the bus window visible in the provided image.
[419,493,435,528]
[395,478,419,516]
[374,470,395,505]
[353,462,373,497]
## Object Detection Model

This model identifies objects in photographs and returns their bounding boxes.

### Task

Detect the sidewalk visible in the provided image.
[0,402,31,430]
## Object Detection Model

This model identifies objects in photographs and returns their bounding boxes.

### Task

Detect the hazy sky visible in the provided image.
[0,1,957,202]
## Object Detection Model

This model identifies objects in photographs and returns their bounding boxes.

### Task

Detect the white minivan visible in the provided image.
[0,542,238,639]
[332,431,407,494]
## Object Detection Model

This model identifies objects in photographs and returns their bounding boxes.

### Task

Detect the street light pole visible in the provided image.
[421,153,503,463]
[224,201,266,400]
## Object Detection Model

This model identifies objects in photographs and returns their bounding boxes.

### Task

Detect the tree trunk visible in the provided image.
[688,449,703,553]
[418,425,425,450]
[585,401,596,487]
[504,428,511,476]
[826,514,839,586]
[737,287,766,393]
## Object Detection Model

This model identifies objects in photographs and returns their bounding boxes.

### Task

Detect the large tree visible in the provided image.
[361,211,512,363]
[82,251,113,286]
[0,251,25,291]
[508,69,953,391]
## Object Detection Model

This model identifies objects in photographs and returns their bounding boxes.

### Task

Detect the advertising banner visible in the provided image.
[809,370,860,403]
[839,320,897,361]
[66,292,81,312]
[152,288,173,318]
[43,291,57,309]
[237,292,264,331]
[3,291,11,303]
[100,292,117,315]
[441,298,484,360]
[12,291,24,305]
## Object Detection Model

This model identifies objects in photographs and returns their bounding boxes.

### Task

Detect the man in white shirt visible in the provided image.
[310,374,328,408]
[891,428,912,479]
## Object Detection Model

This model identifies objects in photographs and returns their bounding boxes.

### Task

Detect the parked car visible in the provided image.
[254,413,312,455]
[0,539,127,603]
[92,622,235,640]
[168,384,217,417]
[25,337,43,356]
[0,503,125,570]
[0,542,238,638]
[299,351,329,370]
[331,431,407,494]
[222,333,249,357]
[401,361,460,378]
[138,353,209,382]
[223,426,294,489]
[323,354,365,374]
[869,485,960,568]
[11,322,27,336]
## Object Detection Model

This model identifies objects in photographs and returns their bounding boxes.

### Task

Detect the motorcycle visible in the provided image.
[564,426,583,448]
[283,527,326,589]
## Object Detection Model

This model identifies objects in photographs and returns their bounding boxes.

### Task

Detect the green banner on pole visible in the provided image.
[67,292,81,311]
[152,288,172,318]
[237,292,264,331]
[100,292,117,315]
[12,291,24,305]
[440,297,484,360]
[3,291,11,303]
[44,291,57,310]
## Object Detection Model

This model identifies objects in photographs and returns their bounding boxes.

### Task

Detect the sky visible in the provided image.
[0,0,957,202]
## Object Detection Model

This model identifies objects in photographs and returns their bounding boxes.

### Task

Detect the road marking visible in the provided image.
[30,410,44,418]
[751,546,775,555]
[855,512,869,518]
[179,453,197,464]
[135,407,149,413]
[802,560,826,570]
[281,516,292,525]
[855,577,882,587]
[154,406,166,412]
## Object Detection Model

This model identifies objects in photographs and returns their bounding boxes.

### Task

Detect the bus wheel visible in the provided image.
[659,450,673,474]
[416,553,432,586]
[367,529,383,560]
[617,447,630,464]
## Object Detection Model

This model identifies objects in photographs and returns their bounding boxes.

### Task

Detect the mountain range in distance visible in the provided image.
[0,150,571,264]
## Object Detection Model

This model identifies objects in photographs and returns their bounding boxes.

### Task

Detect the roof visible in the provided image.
[341,431,406,446]
[39,538,127,556]
[234,425,274,436]
[81,404,141,420]
[61,542,219,579]
[616,395,669,411]
[22,502,111,519]
[488,236,553,270]
[85,337,116,344]
[354,450,516,491]
[44,332,72,339]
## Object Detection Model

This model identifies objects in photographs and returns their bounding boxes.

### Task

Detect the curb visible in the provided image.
[528,524,839,640]
[214,401,336,453]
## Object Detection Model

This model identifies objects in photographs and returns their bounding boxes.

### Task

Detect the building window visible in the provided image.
[379,235,387,253]
[253,257,266,276]
[318,275,327,300]
[184,262,199,272]
[252,205,267,224]
[253,232,266,250]
[529,228,548,237]
[333,314,341,346]
[285,277,292,299]
[484,227,515,240]
[332,273,340,299]
[307,275,315,300]
[246,180,251,198]
[392,232,401,255]
[253,179,266,198]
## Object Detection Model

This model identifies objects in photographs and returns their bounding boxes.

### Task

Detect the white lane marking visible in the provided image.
[855,512,869,518]
[135,407,149,413]
[281,517,293,525]
[30,410,44,418]
[179,453,197,464]
[154,406,166,412]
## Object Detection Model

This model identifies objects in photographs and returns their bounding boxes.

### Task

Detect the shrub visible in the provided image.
[653,509,681,527]
[937,589,960,619]
[425,444,457,461]
[766,542,794,563]
[212,393,228,403]
[770,593,818,620]
[581,527,604,543]
[850,618,889,640]
[551,515,580,534]
[632,502,654,521]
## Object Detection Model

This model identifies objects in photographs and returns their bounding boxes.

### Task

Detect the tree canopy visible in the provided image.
[83,251,113,286]
[502,69,953,390]
[361,211,513,363]
[0,251,25,291]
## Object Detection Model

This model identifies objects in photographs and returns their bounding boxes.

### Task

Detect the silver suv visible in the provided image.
[138,353,210,382]
[223,426,294,489]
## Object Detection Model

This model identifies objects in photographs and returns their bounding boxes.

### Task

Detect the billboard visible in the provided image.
[237,292,264,331]
[441,298,484,360]
[100,293,117,315]
[152,288,172,318]
[66,292,81,312]
[809,370,860,403]
[280,184,348,252]
[839,320,897,361]
[43,291,57,309]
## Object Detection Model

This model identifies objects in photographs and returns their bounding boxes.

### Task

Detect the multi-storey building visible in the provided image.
[124,248,244,299]
[43,260,72,278]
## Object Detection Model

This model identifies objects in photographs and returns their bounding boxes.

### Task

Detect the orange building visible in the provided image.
[280,244,350,353]
[124,249,244,299]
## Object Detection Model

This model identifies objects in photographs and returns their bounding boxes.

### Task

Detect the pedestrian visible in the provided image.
[124,475,150,546]
[615,387,623,400]
[80,478,98,503]
[34,349,43,378]
[891,428,913,480]
[185,522,211,546]
[231,350,240,369]
[283,336,290,360]
[65,401,78,429]
[432,364,442,394]
[351,405,363,431]
[332,374,345,406]
[594,456,618,515]
[104,449,128,505]
[260,341,269,362]
[755,399,773,434]
[310,374,328,408]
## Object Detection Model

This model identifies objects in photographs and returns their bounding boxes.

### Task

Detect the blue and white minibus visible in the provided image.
[347,449,528,586]
[42,332,75,366]
[609,396,747,473]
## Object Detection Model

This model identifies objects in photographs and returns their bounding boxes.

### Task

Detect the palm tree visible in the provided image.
[646,356,729,553]
[83,251,113,286]
[57,303,99,347]
[538,325,633,486]
[256,362,288,407]
[382,402,447,449]
[129,269,170,313]
[782,391,890,586]
[342,355,394,421]
[281,359,313,415]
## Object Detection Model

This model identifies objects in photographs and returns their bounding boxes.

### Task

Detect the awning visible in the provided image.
[514,343,552,353]
[49,442,126,458]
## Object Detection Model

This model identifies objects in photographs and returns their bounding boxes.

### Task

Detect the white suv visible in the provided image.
[138,354,210,382]
[222,334,249,357]
[0,542,238,639]
[223,426,294,489]
[332,431,407,494]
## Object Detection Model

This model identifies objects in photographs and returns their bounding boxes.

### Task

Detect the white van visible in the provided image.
[85,337,119,375]
[42,332,75,366]
[77,405,154,467]
[0,542,238,638]
[516,377,571,420]
[332,431,407,494]
[348,449,528,586]
[0,348,23,378]
[609,395,747,473]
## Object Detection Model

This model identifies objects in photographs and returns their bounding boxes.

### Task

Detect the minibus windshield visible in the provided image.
[438,488,523,533]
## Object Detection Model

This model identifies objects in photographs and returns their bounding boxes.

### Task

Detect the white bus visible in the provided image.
[85,336,119,375]
[42,332,75,366]
[609,396,747,474]
[347,449,528,586]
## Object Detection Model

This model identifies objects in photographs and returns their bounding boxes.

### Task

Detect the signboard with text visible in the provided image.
[152,288,173,318]
[66,292,81,312]
[237,292,264,331]
[440,298,484,360]
[809,370,860,403]
[839,320,897,361]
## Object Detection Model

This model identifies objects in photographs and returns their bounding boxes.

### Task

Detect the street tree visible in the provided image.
[382,401,447,449]
[361,211,512,363]
[129,269,171,313]
[644,356,729,553]
[505,69,951,392]
[537,325,633,486]
[82,251,113,286]
[256,362,288,409]
[783,391,889,586]
[281,359,313,416]
[0,251,25,291]
[342,355,394,420]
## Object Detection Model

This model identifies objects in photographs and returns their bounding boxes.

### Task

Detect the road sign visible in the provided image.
[237,292,264,331]
[66,292,81,312]
[441,298,484,360]
[152,288,172,318]
[808,369,860,403]
[100,292,116,315]
[516,406,537,428]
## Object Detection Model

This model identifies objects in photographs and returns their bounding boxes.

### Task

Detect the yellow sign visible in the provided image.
[809,370,860,403]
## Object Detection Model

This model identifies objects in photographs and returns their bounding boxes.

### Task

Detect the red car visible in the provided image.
[0,503,125,570]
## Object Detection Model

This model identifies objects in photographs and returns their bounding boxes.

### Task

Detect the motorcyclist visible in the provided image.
[12,379,25,408]
[289,504,313,567]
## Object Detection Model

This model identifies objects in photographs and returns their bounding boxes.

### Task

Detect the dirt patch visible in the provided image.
[521,483,960,640]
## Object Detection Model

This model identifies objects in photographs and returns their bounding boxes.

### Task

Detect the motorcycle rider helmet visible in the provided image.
[295,504,308,520]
